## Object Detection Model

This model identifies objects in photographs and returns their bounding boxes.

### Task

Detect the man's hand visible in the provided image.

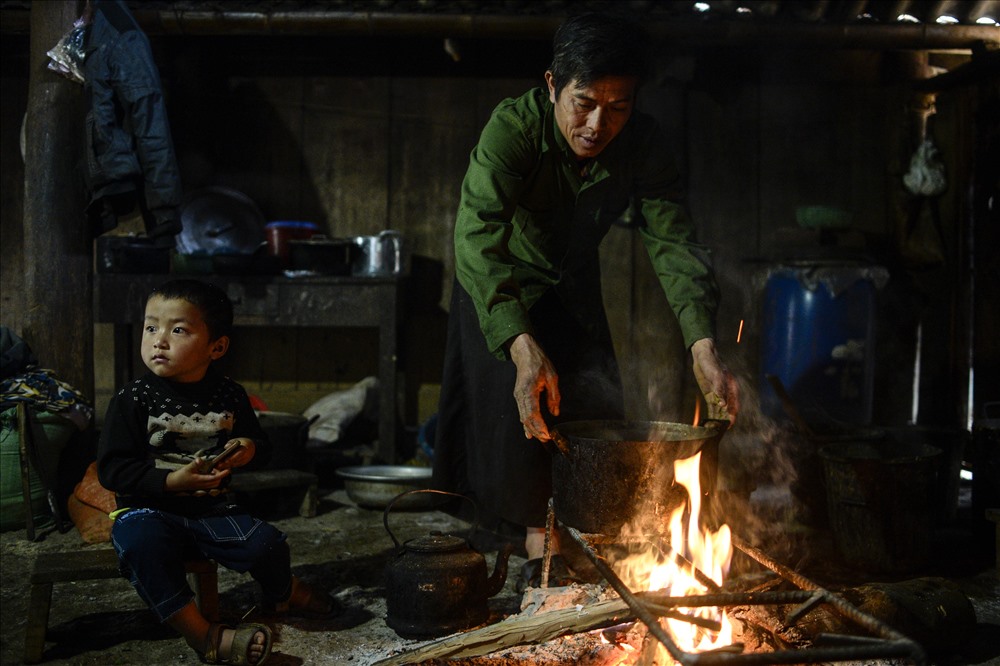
[691,338,740,424]
[508,333,560,441]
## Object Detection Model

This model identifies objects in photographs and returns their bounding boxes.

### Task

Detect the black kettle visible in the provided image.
[383,489,513,638]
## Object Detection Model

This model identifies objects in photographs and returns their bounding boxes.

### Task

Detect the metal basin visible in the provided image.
[336,465,439,509]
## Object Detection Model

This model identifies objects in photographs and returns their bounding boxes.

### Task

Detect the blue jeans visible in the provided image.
[110,505,291,622]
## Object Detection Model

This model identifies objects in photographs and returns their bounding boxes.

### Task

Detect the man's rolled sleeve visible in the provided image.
[479,299,534,357]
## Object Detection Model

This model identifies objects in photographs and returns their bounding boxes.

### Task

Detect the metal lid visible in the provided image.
[266,221,319,230]
[404,532,467,553]
[177,186,265,256]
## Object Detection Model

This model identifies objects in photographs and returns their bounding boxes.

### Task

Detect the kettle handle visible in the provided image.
[383,489,479,549]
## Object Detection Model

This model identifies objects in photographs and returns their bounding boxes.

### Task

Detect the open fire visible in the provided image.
[610,450,734,664]
[374,417,928,666]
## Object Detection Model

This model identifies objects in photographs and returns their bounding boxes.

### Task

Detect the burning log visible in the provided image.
[806,577,976,653]
[729,577,976,655]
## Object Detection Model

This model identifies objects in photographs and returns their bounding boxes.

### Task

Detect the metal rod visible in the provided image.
[542,499,555,588]
[732,535,925,651]
[730,535,824,592]
[782,590,826,627]
[641,590,821,608]
[565,525,695,665]
[676,641,927,665]
[655,535,725,593]
[647,606,723,632]
[564,523,929,665]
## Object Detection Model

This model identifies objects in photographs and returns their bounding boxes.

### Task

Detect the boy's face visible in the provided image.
[142,295,228,383]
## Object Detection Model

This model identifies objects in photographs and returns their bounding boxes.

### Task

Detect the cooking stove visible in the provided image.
[540,499,928,666]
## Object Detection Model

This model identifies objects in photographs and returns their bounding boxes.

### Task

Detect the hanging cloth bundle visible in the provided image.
[899,135,949,269]
[903,139,947,197]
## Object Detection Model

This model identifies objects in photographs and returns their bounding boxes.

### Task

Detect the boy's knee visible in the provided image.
[111,508,163,546]
[255,528,290,562]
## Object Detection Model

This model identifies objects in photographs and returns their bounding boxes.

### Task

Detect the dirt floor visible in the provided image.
[2,479,999,666]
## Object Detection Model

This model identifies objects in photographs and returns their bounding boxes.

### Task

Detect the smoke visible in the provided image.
[633,357,823,575]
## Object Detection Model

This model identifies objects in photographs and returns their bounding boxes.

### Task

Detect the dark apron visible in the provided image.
[432,280,624,528]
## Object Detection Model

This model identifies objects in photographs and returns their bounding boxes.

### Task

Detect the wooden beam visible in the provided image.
[23,1,93,398]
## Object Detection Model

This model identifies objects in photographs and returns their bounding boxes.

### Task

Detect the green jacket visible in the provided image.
[455,87,719,358]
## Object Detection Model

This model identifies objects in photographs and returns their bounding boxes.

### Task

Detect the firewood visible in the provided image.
[732,577,976,654]
[371,598,635,665]
[833,577,977,652]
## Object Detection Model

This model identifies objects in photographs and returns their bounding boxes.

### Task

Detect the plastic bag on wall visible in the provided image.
[903,139,947,197]
[47,18,87,84]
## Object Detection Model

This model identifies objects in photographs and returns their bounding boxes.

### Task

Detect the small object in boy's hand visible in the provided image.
[197,442,244,474]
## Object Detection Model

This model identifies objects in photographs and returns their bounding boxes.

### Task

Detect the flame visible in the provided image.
[614,451,734,662]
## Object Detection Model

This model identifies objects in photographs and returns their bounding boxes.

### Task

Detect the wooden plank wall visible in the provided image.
[3,31,974,441]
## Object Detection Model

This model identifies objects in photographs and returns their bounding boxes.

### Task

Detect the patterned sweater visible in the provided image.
[97,366,269,516]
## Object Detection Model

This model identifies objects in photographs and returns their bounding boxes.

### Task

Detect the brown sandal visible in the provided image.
[201,622,273,665]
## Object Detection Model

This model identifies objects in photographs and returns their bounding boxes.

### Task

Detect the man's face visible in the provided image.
[546,73,637,160]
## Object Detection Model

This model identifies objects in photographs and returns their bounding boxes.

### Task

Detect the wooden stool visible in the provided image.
[24,548,218,664]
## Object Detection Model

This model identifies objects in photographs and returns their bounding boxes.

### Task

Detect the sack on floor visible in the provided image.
[68,462,115,543]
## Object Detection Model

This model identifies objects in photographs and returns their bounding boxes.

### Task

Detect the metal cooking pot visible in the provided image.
[289,237,358,275]
[353,230,403,276]
[383,489,513,638]
[95,236,170,274]
[551,420,728,535]
[256,411,312,470]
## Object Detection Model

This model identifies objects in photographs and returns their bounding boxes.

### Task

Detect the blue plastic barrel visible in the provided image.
[760,261,883,426]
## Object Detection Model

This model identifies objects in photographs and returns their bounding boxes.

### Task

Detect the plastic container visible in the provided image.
[265,221,319,266]
[820,440,941,573]
[760,261,884,426]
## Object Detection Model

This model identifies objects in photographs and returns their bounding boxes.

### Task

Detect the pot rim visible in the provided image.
[555,419,719,443]
[288,237,355,246]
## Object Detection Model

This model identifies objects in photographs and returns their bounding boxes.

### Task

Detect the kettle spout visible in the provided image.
[485,543,515,597]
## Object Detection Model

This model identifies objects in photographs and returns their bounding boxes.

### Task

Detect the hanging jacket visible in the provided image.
[83,0,181,239]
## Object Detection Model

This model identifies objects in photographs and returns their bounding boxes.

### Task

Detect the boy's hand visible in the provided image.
[165,458,232,492]
[164,440,256,492]
[212,438,255,470]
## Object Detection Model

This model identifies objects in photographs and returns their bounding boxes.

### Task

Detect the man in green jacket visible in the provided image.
[433,12,740,585]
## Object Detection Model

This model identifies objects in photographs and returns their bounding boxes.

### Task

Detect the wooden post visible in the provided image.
[23,0,93,398]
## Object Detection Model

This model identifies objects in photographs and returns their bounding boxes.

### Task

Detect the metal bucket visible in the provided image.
[820,440,941,573]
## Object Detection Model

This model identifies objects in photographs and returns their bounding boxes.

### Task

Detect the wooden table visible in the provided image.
[94,273,403,462]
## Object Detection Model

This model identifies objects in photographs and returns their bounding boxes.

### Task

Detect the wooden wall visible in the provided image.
[2,28,979,445]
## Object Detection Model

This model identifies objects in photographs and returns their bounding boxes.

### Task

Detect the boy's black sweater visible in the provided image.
[97,366,269,517]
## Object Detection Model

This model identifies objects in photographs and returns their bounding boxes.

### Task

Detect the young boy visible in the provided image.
[98,279,333,665]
